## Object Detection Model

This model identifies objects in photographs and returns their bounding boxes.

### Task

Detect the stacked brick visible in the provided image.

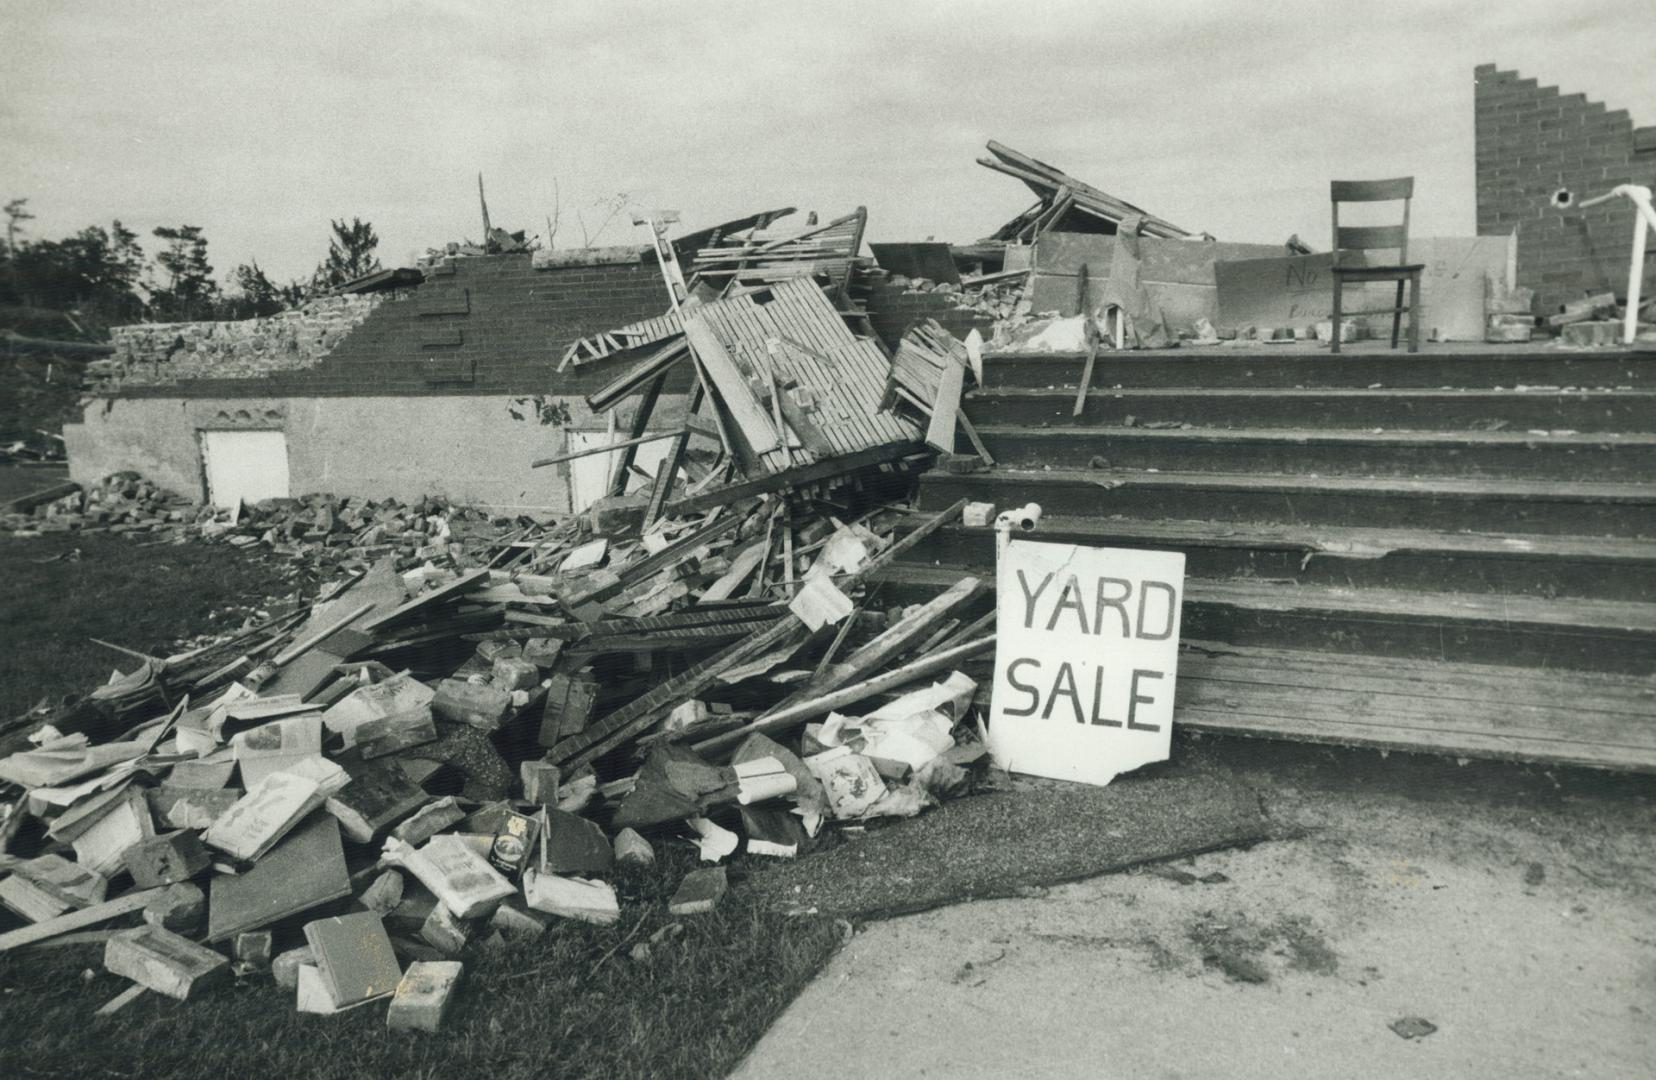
[98,296,383,390]
[1474,63,1656,315]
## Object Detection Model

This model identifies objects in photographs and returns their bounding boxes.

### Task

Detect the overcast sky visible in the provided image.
[4,1,1651,286]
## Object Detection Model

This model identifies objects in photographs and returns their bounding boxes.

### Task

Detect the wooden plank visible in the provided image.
[0,889,159,953]
[531,429,684,470]
[926,353,965,453]
[609,372,669,497]
[664,441,925,517]
[683,309,783,459]
[358,569,489,634]
[551,497,968,769]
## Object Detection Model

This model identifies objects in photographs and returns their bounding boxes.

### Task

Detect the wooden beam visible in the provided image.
[0,890,160,953]
[531,429,686,469]
[664,441,927,517]
[609,372,669,498]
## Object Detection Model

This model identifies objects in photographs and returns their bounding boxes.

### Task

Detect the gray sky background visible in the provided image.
[4,0,1651,285]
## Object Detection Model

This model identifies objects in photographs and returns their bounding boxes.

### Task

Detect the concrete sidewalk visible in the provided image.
[735,745,1656,1078]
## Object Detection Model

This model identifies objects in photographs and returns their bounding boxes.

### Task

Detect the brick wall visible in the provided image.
[865,273,996,349]
[103,295,382,389]
[1474,63,1656,314]
[106,251,688,400]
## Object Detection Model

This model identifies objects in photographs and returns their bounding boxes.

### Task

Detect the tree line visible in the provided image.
[1,199,384,336]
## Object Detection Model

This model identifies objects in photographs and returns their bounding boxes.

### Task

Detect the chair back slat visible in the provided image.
[1330,177,1414,202]
[1336,224,1408,251]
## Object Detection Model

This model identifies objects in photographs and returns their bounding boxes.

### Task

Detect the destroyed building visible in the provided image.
[3,59,1654,1027]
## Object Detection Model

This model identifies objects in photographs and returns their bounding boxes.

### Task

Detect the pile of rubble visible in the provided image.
[4,472,558,574]
[0,482,993,1027]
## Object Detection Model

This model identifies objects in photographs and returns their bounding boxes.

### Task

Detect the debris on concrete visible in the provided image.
[1389,1016,1439,1040]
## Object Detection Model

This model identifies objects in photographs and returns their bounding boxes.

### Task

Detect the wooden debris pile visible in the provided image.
[0,487,997,1026]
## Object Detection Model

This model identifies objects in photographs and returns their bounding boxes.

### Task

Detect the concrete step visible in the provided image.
[918,468,1656,538]
[897,516,1656,602]
[970,426,1656,480]
[874,564,1656,675]
[968,386,1656,433]
[980,348,1654,390]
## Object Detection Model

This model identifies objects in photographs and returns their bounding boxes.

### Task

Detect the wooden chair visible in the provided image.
[1330,177,1425,354]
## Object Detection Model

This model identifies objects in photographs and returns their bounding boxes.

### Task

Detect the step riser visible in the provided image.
[975,432,1656,480]
[969,393,1654,433]
[984,354,1653,390]
[918,474,1654,538]
[901,528,1656,603]
[872,578,1655,675]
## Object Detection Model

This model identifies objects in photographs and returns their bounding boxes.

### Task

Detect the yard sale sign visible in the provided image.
[987,540,1186,786]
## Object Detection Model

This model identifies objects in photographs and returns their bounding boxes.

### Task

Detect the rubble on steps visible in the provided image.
[0,476,997,1028]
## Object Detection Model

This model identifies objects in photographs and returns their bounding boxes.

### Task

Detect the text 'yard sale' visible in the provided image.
[987,541,1186,786]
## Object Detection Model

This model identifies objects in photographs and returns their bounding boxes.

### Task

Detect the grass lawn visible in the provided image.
[0,851,841,1080]
[0,526,845,1079]
[0,528,310,720]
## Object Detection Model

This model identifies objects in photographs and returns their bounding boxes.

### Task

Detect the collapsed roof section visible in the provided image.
[980,140,1194,242]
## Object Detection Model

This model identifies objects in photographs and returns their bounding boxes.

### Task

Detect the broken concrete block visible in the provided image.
[522,869,619,926]
[491,657,540,692]
[540,808,613,876]
[488,902,548,942]
[382,834,515,919]
[0,874,69,922]
[391,796,464,846]
[360,869,405,915]
[142,882,206,933]
[325,760,427,843]
[124,829,211,887]
[272,945,314,989]
[387,960,463,1033]
[233,930,273,968]
[612,828,655,869]
[432,679,513,732]
[668,867,728,916]
[304,911,402,1008]
[962,501,996,528]
[419,903,476,956]
[520,760,559,805]
[104,924,229,1001]
[522,637,564,669]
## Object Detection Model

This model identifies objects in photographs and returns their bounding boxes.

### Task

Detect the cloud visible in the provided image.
[1,0,1648,284]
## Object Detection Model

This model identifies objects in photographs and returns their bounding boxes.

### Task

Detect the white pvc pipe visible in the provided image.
[1572,185,1655,345]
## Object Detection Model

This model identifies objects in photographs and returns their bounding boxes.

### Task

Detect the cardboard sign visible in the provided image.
[988,541,1185,786]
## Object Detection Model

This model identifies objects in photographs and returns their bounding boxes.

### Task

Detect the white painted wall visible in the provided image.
[200,430,291,508]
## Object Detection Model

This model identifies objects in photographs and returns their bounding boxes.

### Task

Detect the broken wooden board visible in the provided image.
[0,888,160,953]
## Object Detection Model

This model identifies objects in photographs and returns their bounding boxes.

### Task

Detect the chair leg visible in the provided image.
[1331,276,1343,355]
[1408,272,1422,353]
[1391,280,1405,349]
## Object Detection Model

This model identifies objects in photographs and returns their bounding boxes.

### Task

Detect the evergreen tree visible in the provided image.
[314,217,381,289]
[149,225,219,321]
